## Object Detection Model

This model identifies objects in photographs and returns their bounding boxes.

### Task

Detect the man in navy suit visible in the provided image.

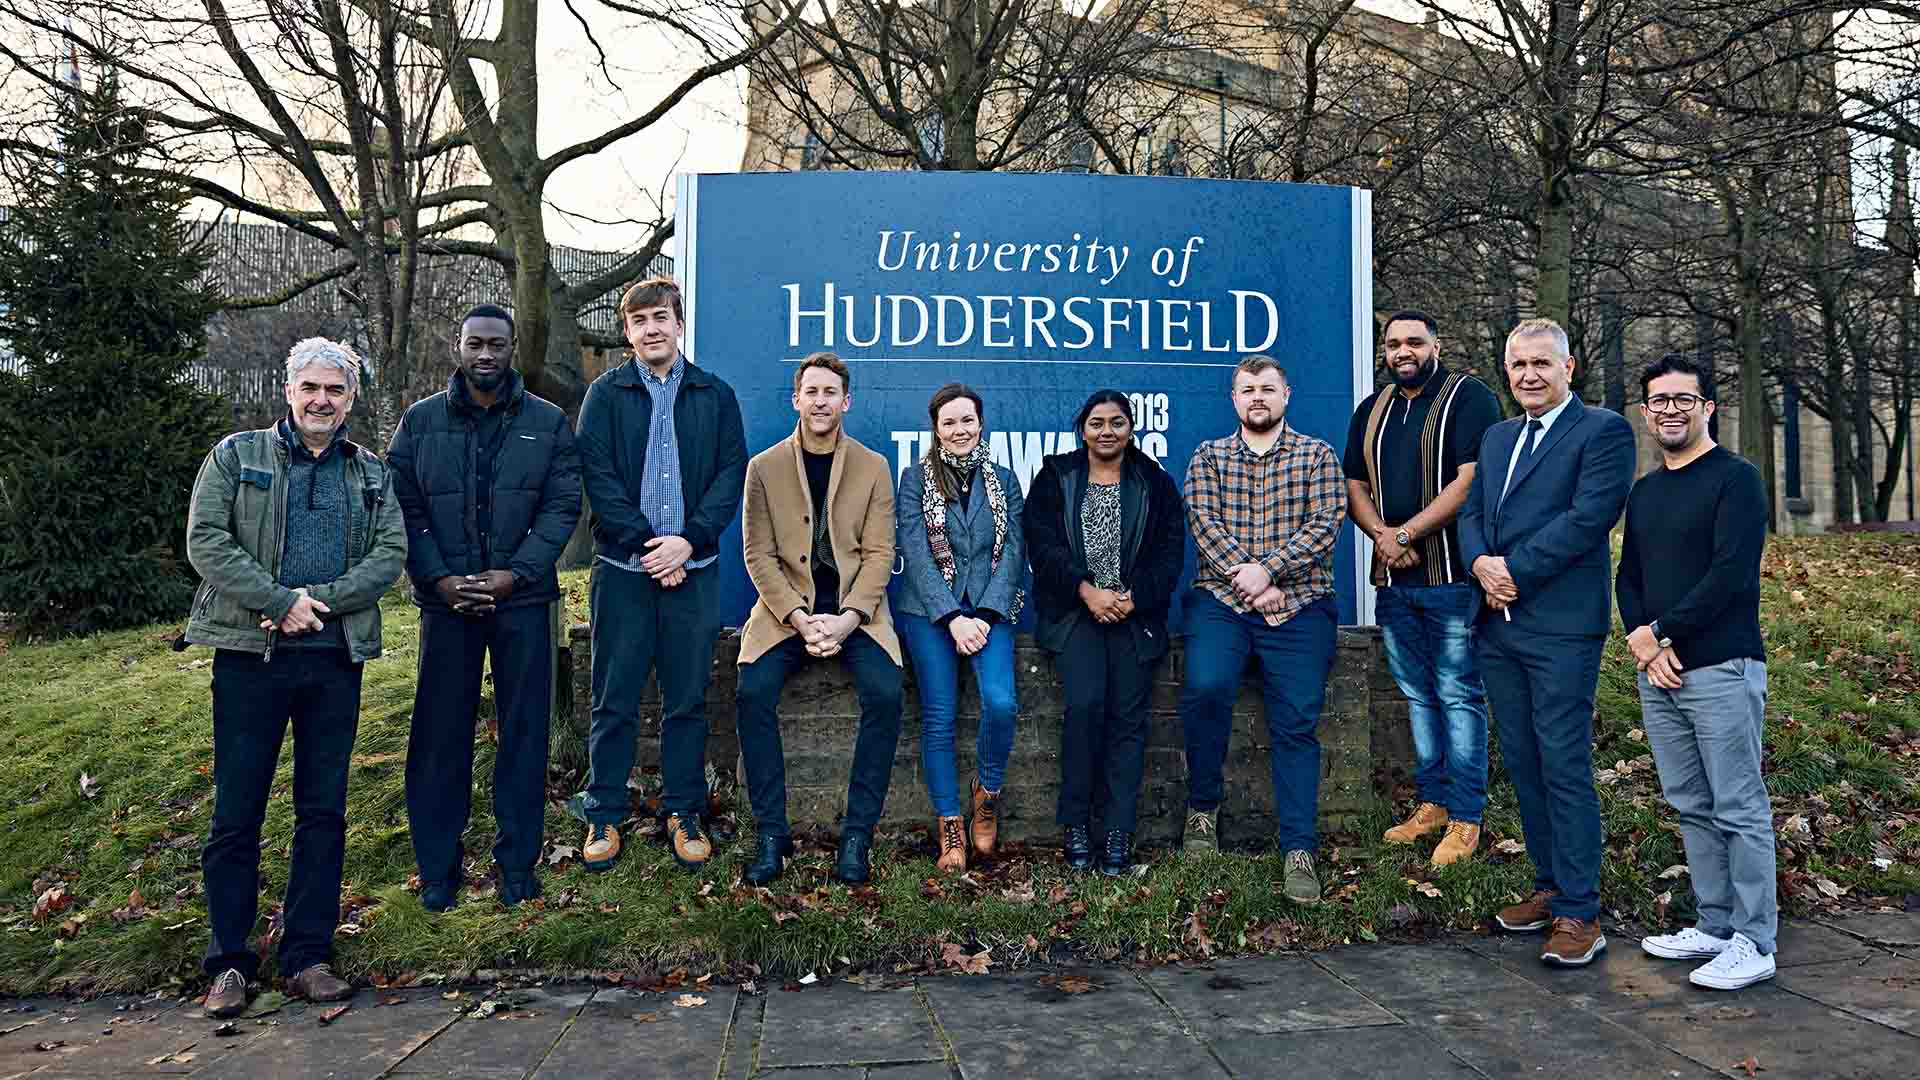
[1458,318,1635,967]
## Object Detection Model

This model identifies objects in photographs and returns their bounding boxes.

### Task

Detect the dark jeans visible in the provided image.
[1478,618,1606,921]
[735,631,904,838]
[406,605,551,884]
[898,611,1018,816]
[1376,583,1490,823]
[203,648,362,980]
[1055,617,1158,833]
[1179,591,1337,853]
[586,563,720,823]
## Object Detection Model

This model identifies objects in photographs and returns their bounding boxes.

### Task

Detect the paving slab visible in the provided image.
[0,998,215,1077]
[1774,918,1879,968]
[1469,933,1717,1013]
[921,970,1184,1040]
[388,987,593,1076]
[183,991,459,1080]
[1209,1026,1477,1079]
[862,1064,953,1080]
[758,984,941,1068]
[951,1030,1222,1079]
[1775,952,1920,1035]
[1817,914,1920,949]
[1388,985,1721,1079]
[1139,956,1400,1037]
[532,987,734,1079]
[1310,944,1530,1005]
[1604,983,1920,1079]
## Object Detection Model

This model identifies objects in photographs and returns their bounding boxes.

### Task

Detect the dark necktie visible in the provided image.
[1503,418,1543,503]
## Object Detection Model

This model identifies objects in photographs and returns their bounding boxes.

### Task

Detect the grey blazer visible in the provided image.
[892,459,1028,622]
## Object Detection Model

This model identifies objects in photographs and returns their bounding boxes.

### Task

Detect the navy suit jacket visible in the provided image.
[1457,395,1636,637]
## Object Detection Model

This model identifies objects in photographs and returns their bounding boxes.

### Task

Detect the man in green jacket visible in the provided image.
[183,338,407,1018]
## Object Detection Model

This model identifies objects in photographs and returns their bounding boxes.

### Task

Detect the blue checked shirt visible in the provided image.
[598,354,716,573]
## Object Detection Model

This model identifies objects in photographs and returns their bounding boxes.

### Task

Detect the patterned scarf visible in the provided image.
[922,442,1022,620]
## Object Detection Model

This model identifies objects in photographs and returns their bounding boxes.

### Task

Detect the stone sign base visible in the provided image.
[555,625,1414,849]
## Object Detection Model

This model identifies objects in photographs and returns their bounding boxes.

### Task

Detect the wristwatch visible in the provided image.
[1394,527,1412,547]
[1649,620,1672,648]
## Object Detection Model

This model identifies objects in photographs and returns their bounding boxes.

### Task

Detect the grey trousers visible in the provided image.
[1638,657,1777,954]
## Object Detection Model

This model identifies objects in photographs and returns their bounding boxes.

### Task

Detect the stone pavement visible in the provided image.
[3,915,1916,1079]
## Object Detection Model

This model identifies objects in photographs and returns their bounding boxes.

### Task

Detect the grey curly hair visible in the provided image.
[284,337,362,394]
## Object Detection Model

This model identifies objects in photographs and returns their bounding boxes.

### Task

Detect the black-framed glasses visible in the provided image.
[1643,393,1705,414]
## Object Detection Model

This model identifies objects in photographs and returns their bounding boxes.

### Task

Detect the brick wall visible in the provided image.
[555,625,1416,848]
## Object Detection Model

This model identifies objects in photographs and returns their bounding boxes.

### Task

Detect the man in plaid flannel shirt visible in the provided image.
[1179,355,1347,903]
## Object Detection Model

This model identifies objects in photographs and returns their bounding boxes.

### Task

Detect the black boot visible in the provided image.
[1063,825,1093,871]
[745,834,795,886]
[1099,830,1133,877]
[831,831,873,884]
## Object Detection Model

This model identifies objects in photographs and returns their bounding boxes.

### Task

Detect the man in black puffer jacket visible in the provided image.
[387,304,582,912]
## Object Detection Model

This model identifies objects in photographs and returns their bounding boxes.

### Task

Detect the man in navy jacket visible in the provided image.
[388,304,581,912]
[1458,318,1635,968]
[572,277,748,873]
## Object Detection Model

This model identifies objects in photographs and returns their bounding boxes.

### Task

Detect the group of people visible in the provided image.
[178,279,1779,1018]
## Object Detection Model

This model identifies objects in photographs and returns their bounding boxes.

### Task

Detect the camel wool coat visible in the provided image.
[738,425,901,666]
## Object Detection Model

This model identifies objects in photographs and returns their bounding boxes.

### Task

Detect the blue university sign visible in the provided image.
[673,171,1374,627]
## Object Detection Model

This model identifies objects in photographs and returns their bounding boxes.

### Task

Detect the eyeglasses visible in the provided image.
[1643,394,1705,414]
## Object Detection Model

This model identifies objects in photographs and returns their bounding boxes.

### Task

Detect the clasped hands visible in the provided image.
[791,608,860,658]
[1228,562,1286,615]
[257,586,330,635]
[1078,582,1135,625]
[1626,624,1686,690]
[1471,555,1519,612]
[432,570,517,617]
[1371,525,1422,571]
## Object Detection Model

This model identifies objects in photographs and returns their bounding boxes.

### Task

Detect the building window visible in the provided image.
[919,113,946,164]
[1160,138,1187,177]
[800,132,824,170]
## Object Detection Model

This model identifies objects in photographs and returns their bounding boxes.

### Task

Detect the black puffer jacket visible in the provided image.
[387,369,582,612]
[1021,446,1187,659]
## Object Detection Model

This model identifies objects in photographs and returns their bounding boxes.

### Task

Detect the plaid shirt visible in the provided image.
[1186,422,1346,625]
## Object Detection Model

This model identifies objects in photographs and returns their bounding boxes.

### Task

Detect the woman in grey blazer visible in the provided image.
[894,384,1026,873]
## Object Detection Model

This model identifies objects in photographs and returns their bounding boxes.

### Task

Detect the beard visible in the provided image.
[1392,355,1436,389]
[1241,411,1280,434]
[465,365,506,392]
[1655,423,1701,451]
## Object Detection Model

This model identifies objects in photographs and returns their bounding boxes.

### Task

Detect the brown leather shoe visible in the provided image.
[286,963,353,1002]
[1430,822,1481,866]
[203,967,250,1019]
[935,815,967,872]
[1384,802,1449,844]
[667,814,712,868]
[1496,889,1557,932]
[1542,917,1607,966]
[969,780,999,857]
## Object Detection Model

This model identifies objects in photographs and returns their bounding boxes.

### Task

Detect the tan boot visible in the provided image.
[1383,802,1449,845]
[969,779,999,857]
[936,816,968,873]
[1430,821,1481,866]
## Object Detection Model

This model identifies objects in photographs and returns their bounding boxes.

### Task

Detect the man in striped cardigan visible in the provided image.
[1343,311,1503,866]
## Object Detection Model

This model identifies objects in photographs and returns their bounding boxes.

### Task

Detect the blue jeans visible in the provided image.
[899,612,1018,817]
[203,648,361,980]
[1376,583,1489,823]
[1179,591,1337,853]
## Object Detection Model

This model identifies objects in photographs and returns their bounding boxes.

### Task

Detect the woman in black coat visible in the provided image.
[1021,390,1187,875]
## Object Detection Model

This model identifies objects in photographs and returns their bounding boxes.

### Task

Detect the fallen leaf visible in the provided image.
[633,1012,662,1023]
[377,995,405,1007]
[1731,1054,1763,1077]
[242,991,286,1018]
[1492,839,1527,856]
[672,994,707,1008]
[317,1004,351,1025]
[545,845,579,866]
[33,885,71,921]
[146,1052,195,1065]
[33,1040,65,1052]
[1658,864,1690,880]
[212,1022,240,1037]
[1038,974,1099,994]
[79,773,100,799]
[941,942,991,974]
[1413,882,1443,899]
[797,972,818,985]
[470,1000,499,1019]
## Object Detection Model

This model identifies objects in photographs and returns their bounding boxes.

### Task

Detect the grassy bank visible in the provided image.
[1,535,1916,995]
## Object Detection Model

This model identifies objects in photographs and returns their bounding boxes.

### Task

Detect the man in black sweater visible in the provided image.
[1616,352,1776,991]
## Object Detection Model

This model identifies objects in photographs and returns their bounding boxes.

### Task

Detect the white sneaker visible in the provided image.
[1688,932,1776,990]
[1642,926,1733,960]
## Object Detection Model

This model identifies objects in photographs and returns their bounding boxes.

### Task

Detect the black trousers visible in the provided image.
[734,632,904,837]
[405,604,552,885]
[585,564,721,822]
[203,648,361,980]
[1055,618,1158,833]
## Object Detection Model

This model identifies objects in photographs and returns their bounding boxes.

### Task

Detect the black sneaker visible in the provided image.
[420,880,458,913]
[498,870,541,907]
[1063,825,1093,871]
[745,834,796,886]
[832,831,873,884]
[1099,830,1133,877]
